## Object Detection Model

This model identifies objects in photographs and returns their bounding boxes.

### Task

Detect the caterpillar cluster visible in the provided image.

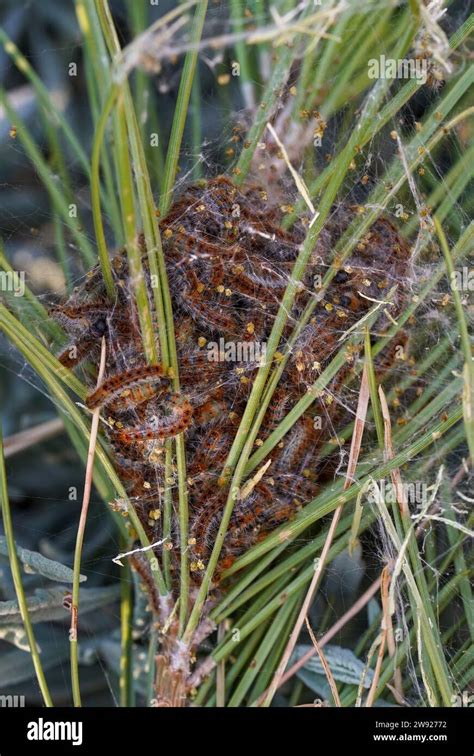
[51,175,411,589]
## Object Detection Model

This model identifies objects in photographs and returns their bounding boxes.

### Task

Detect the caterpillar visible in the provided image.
[110,394,193,443]
[51,175,411,590]
[86,364,168,410]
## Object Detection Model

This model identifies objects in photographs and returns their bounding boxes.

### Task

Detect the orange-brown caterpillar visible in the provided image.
[86,364,167,410]
[110,394,193,443]
[51,175,411,588]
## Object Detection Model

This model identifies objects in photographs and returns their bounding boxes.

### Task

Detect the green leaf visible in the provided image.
[0,537,85,584]
[295,669,332,700]
[292,644,374,688]
[0,585,120,626]
[0,624,30,651]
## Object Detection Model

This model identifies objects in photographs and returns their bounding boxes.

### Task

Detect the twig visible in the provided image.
[239,459,272,501]
[365,566,390,707]
[70,337,107,707]
[3,417,64,458]
[378,386,409,516]
[305,617,341,707]
[382,564,403,701]
[356,635,381,707]
[265,122,318,225]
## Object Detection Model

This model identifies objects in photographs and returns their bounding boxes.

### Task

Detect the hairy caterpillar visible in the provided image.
[51,175,411,589]
[86,364,168,410]
[110,394,193,443]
